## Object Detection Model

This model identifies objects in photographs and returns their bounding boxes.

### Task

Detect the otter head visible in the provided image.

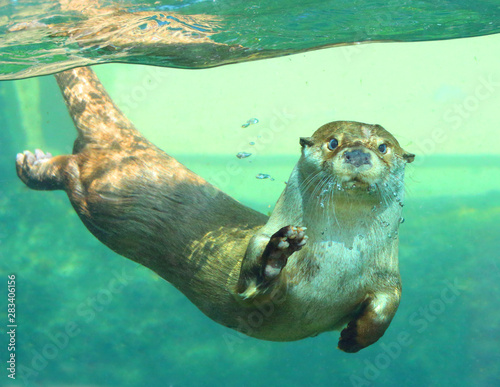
[299,121,414,199]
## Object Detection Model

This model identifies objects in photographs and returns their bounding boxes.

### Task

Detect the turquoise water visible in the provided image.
[1,2,500,387]
[0,0,500,78]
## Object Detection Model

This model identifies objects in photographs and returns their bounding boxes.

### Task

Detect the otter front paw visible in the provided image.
[261,226,307,281]
[237,225,307,301]
[338,320,363,353]
[338,292,400,353]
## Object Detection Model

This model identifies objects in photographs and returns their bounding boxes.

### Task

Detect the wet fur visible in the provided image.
[238,122,414,347]
[16,67,414,351]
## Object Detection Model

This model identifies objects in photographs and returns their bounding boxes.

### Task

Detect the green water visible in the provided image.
[1,172,499,386]
[0,0,500,78]
[1,3,500,387]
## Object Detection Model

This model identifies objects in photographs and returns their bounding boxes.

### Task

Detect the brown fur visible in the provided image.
[16,67,414,351]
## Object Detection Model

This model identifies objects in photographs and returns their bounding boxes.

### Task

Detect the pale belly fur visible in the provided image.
[285,239,371,336]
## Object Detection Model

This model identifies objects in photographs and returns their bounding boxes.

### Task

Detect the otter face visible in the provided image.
[300,121,414,193]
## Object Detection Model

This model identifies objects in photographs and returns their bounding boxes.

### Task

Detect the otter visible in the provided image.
[16,67,414,352]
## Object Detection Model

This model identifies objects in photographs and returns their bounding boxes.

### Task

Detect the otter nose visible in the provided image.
[344,149,371,167]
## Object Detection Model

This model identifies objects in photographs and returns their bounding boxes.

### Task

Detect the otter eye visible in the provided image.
[328,138,338,150]
[378,144,387,153]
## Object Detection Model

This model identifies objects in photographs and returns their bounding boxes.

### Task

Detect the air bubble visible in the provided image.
[236,152,252,159]
[241,118,259,128]
[256,173,274,181]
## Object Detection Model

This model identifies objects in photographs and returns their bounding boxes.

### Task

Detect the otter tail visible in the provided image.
[55,67,141,153]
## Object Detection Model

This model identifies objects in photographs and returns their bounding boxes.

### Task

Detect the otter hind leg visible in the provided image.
[16,149,73,191]
[338,290,401,353]
[238,225,307,300]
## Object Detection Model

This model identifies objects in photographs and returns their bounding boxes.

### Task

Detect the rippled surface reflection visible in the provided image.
[1,0,499,79]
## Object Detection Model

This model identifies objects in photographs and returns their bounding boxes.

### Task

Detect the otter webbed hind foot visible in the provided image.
[16,149,72,191]
[237,225,307,300]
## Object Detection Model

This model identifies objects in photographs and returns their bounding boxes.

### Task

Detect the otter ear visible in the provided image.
[300,137,314,148]
[403,152,415,163]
